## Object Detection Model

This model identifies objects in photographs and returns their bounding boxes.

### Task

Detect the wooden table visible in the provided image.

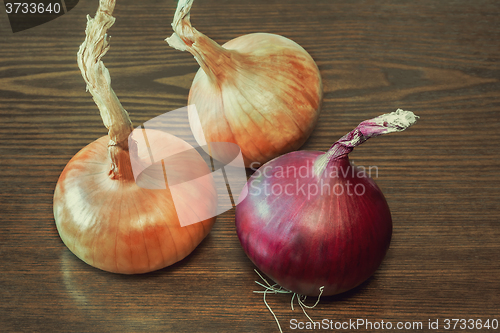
[1,0,499,332]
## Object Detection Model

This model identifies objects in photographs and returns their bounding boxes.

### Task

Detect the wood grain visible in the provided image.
[1,0,499,332]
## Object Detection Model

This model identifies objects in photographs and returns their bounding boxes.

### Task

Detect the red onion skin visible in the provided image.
[235,152,392,297]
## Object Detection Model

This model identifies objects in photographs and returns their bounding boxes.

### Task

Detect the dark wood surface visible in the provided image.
[1,0,499,332]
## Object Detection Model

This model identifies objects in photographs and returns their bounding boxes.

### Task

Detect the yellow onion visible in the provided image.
[53,0,216,274]
[166,0,323,167]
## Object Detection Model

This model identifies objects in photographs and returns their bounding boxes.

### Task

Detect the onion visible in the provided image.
[166,0,323,167]
[53,0,216,274]
[235,109,418,296]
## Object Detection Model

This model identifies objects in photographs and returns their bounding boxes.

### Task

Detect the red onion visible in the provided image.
[235,109,418,297]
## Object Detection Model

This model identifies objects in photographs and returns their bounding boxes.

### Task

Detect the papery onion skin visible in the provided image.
[54,0,217,274]
[235,110,418,296]
[54,135,216,274]
[168,0,323,167]
[235,153,392,296]
[188,33,323,167]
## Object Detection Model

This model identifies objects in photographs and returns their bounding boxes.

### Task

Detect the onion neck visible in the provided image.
[77,0,134,181]
[166,0,238,84]
[108,145,134,181]
[314,109,418,178]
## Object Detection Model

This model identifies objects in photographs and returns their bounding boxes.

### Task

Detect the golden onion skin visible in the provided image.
[54,135,216,274]
[168,0,322,168]
[188,33,323,167]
